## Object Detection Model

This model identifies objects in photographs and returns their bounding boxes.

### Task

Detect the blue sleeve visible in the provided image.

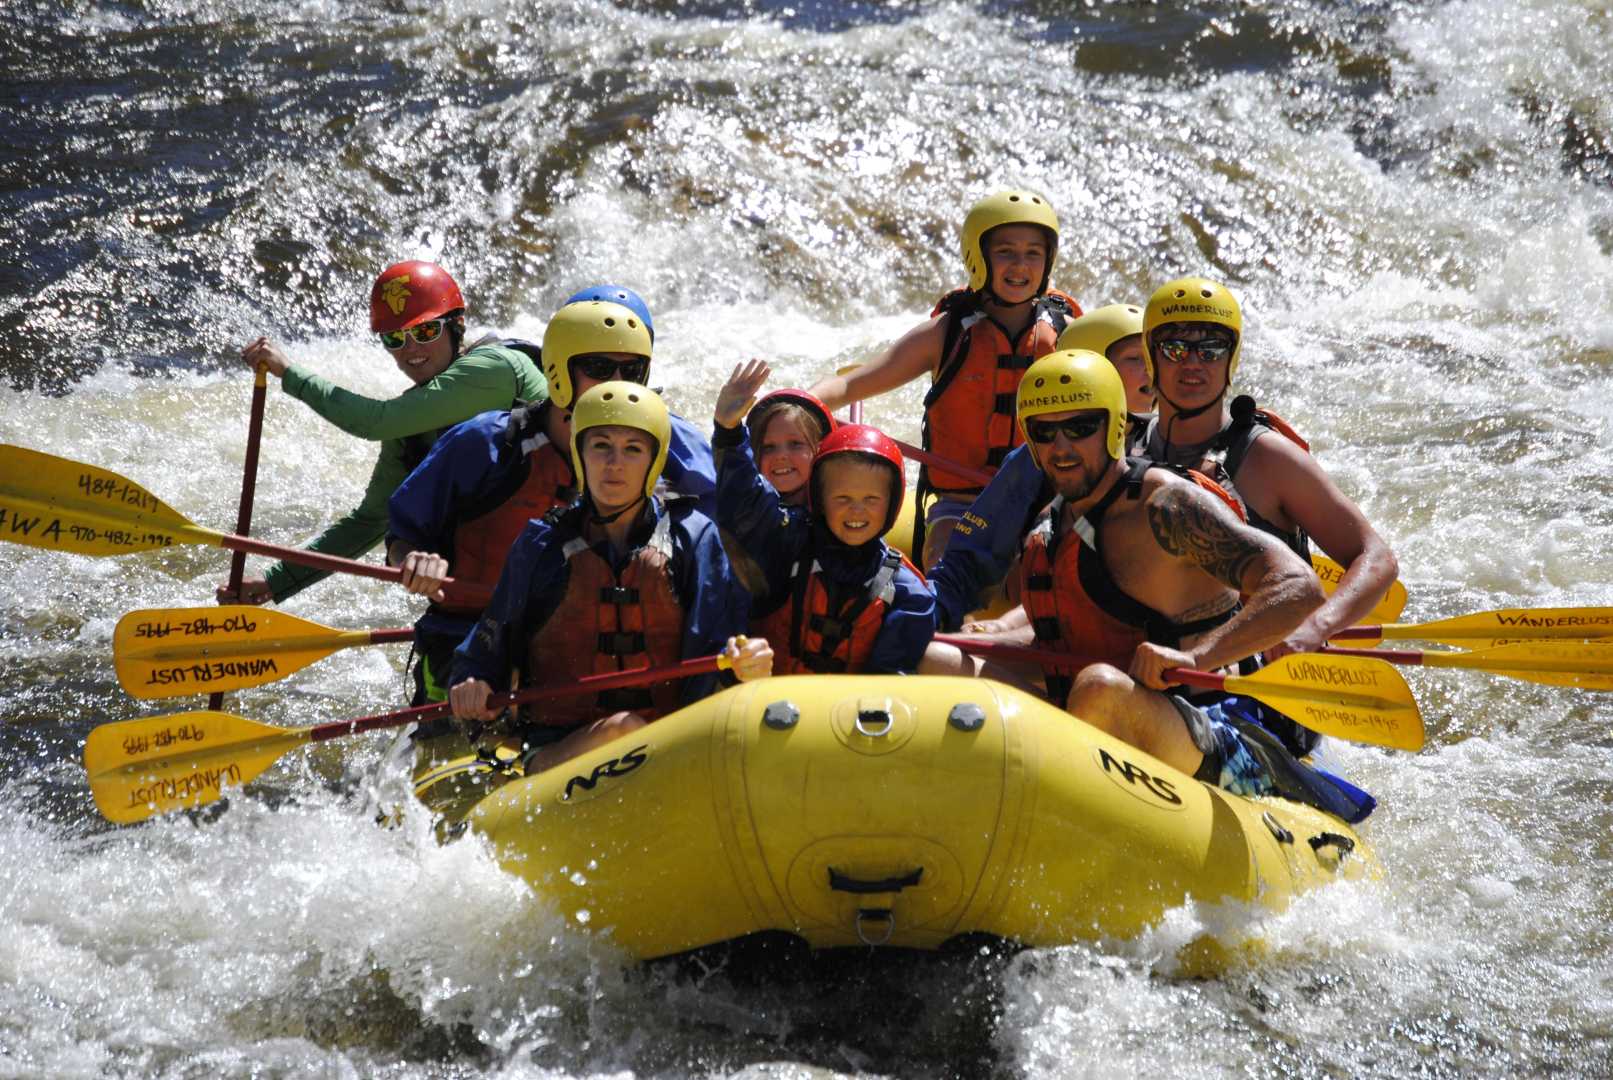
[387,411,511,554]
[449,519,561,689]
[712,423,811,595]
[866,564,938,675]
[664,413,718,519]
[671,509,751,703]
[928,444,1046,630]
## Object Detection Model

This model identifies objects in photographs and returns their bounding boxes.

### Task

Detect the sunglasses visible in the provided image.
[1024,413,1107,444]
[1154,337,1234,365]
[378,319,447,351]
[573,354,650,384]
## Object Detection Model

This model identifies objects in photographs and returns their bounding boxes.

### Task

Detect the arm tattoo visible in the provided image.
[1146,484,1265,590]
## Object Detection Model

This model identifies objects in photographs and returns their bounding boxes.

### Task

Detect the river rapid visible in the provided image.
[3,1,1612,1076]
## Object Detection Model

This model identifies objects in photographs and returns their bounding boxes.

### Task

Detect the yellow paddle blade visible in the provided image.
[0,445,223,556]
[1227,652,1424,752]
[1418,641,1613,691]
[1310,552,1406,638]
[1384,607,1613,649]
[113,606,371,699]
[83,710,311,824]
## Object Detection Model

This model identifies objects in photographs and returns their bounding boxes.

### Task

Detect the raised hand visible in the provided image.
[714,358,772,429]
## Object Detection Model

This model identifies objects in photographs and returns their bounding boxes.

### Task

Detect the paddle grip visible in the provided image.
[1326,625,1385,641]
[307,653,728,743]
[1163,668,1229,693]
[934,634,1095,670]
[217,533,493,608]
[216,371,270,711]
[1322,646,1423,665]
[891,440,994,487]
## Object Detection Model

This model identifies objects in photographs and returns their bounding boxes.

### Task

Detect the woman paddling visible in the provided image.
[218,260,546,604]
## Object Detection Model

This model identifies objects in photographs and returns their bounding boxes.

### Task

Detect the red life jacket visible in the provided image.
[523,508,685,728]
[1020,459,1244,707]
[438,431,576,616]
[920,288,1081,495]
[750,548,913,674]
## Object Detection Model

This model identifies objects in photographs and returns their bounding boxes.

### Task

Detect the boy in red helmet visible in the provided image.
[219,260,545,604]
[713,359,935,674]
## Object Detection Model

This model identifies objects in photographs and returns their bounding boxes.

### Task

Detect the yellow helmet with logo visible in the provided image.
[569,381,671,500]
[541,300,653,409]
[1141,277,1243,386]
[960,189,1059,295]
[1016,349,1128,461]
[1056,303,1144,359]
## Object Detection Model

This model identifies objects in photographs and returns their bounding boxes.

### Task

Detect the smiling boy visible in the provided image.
[712,359,935,675]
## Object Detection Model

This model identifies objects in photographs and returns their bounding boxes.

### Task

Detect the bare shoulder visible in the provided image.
[1241,427,1371,531]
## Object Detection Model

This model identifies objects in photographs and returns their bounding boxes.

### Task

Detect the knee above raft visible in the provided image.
[1064,664,1133,725]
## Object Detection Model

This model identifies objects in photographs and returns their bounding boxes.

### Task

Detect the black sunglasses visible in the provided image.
[1024,413,1106,444]
[573,354,649,383]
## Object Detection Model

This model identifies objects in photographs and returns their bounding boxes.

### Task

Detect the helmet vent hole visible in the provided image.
[604,317,616,327]
[1199,288,1213,298]
[602,391,615,401]
[1173,289,1186,299]
[1034,377,1046,388]
[1058,375,1071,384]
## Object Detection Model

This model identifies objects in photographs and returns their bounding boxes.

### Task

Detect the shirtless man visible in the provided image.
[928,349,1373,821]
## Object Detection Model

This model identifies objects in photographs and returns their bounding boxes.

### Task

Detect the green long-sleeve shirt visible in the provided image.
[264,341,546,601]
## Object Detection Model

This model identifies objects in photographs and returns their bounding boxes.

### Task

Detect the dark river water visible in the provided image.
[3,1,1612,1076]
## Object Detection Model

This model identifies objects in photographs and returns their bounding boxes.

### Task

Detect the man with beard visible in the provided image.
[924,349,1373,820]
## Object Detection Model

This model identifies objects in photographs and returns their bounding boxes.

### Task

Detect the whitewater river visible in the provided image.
[3,1,1611,1076]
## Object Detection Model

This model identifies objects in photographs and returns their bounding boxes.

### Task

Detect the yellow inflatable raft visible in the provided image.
[415,675,1373,960]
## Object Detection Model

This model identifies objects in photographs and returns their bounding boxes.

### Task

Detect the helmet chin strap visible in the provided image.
[588,493,646,527]
[1156,379,1228,464]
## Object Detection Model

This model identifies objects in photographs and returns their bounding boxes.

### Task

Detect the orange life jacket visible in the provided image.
[750,548,914,674]
[920,288,1081,495]
[524,508,685,728]
[438,432,576,616]
[1020,459,1244,707]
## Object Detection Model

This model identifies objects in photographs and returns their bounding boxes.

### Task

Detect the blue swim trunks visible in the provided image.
[1169,692,1376,823]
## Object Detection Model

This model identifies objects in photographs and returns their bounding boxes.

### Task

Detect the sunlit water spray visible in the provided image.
[4,0,1613,1075]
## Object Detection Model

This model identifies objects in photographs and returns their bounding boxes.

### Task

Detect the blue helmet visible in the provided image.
[564,284,654,342]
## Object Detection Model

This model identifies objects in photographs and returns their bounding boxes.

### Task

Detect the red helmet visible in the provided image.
[369,261,465,333]
[808,423,906,536]
[745,388,839,446]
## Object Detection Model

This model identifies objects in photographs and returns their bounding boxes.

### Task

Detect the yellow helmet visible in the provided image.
[960,189,1059,295]
[1016,349,1128,461]
[569,381,671,500]
[1141,277,1243,386]
[541,300,653,409]
[1056,303,1145,360]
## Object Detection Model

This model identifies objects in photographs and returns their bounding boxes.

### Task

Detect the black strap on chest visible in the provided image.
[1211,396,1311,559]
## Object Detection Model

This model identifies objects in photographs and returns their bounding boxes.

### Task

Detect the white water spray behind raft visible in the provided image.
[3,0,1613,1075]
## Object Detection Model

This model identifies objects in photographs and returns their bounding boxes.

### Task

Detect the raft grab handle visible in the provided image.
[1308,832,1356,857]
[828,867,924,895]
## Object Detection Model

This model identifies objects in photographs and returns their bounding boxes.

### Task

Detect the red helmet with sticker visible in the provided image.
[369,261,465,333]
[808,423,906,535]
[745,388,839,446]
